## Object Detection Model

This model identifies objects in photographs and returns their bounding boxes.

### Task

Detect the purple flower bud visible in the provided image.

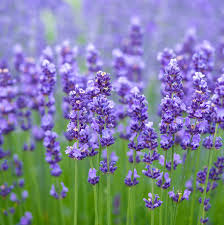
[100,161,117,174]
[143,193,163,209]
[142,165,161,179]
[124,169,140,186]
[22,190,28,200]
[10,192,18,202]
[61,182,68,198]
[19,211,32,225]
[88,168,100,185]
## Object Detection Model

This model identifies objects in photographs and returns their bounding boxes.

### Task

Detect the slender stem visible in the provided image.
[74,160,78,225]
[173,203,179,225]
[189,147,201,225]
[107,175,111,225]
[171,144,174,178]
[106,146,111,225]
[93,185,99,225]
[197,123,219,225]
[127,188,131,225]
[160,150,167,225]
[132,150,137,225]
[151,181,154,225]
[159,188,163,225]
[98,138,103,225]
[59,197,65,225]
[90,158,98,225]
[163,150,168,224]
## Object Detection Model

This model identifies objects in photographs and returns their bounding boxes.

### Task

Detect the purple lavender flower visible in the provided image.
[142,165,161,179]
[50,184,59,199]
[156,172,171,189]
[100,129,115,147]
[13,154,23,176]
[65,142,88,160]
[102,150,118,162]
[19,212,32,225]
[127,149,142,163]
[199,197,211,211]
[192,41,214,76]
[159,58,186,151]
[100,161,117,174]
[18,179,25,188]
[214,157,224,174]
[168,189,191,202]
[43,131,62,176]
[50,182,68,199]
[143,150,160,164]
[211,74,224,123]
[203,136,222,150]
[157,48,176,74]
[185,179,193,191]
[0,65,17,134]
[94,71,112,96]
[159,153,182,170]
[61,182,69,198]
[56,41,78,67]
[0,183,13,197]
[124,169,140,186]
[143,193,163,209]
[86,44,103,74]
[1,159,8,171]
[88,168,100,185]
[160,134,174,150]
[39,59,56,96]
[112,49,127,79]
[32,126,44,141]
[22,190,28,201]
[200,217,208,224]
[10,192,18,202]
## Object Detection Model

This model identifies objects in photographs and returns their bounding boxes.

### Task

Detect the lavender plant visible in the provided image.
[1,1,224,225]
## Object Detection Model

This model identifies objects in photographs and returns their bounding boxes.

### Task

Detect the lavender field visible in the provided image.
[1,0,224,225]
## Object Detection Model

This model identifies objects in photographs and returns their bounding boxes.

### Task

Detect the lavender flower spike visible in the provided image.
[124,169,140,186]
[88,168,100,185]
[168,189,191,203]
[143,193,163,209]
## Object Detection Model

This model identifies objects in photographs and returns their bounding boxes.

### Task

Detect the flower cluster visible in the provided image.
[143,193,163,209]
[124,169,140,186]
[181,72,210,150]
[50,182,68,199]
[160,59,185,151]
[88,168,100,185]
[86,44,103,74]
[168,189,191,203]
[0,63,17,134]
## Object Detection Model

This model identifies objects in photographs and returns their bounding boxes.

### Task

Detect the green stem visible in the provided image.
[171,144,174,179]
[197,123,219,225]
[160,150,167,225]
[107,175,111,225]
[159,188,163,225]
[106,146,111,225]
[189,147,201,225]
[163,150,168,224]
[98,139,103,225]
[151,181,154,225]
[25,151,42,222]
[74,160,78,225]
[126,188,131,225]
[93,185,99,225]
[173,203,179,225]
[59,197,65,225]
[90,158,99,225]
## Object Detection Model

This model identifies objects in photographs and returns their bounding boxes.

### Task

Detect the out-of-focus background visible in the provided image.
[1,0,224,70]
